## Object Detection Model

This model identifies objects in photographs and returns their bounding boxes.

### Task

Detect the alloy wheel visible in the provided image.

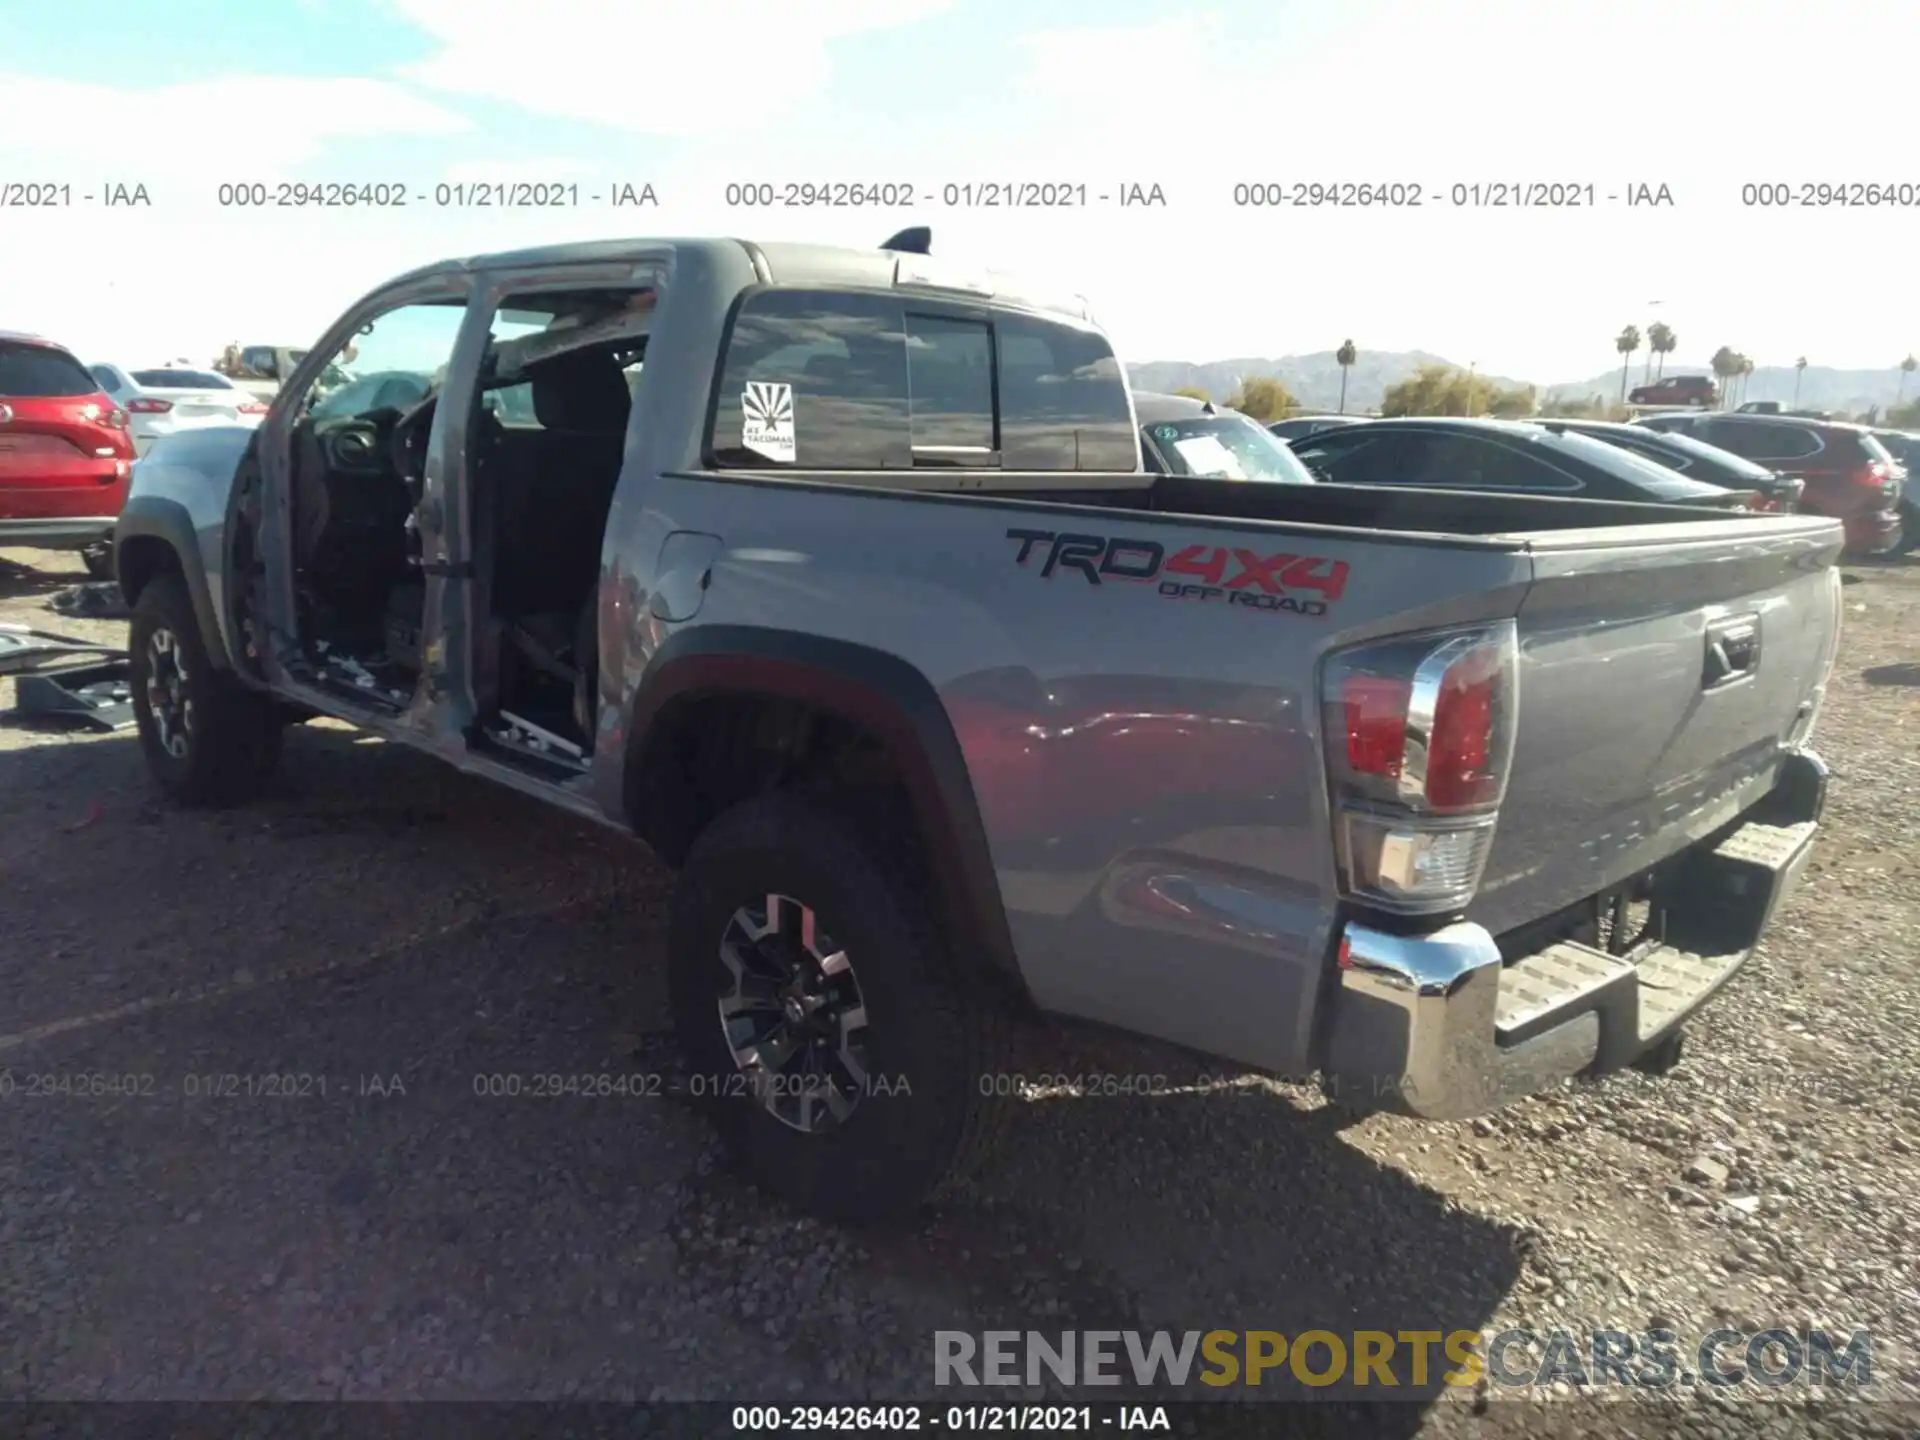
[144,627,193,760]
[716,893,872,1134]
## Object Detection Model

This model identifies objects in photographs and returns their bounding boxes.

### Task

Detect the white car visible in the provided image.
[87,363,268,456]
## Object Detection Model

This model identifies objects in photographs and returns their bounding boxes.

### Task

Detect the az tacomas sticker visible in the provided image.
[741,380,796,463]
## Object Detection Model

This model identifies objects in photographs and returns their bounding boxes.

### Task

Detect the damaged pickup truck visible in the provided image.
[114,231,1843,1222]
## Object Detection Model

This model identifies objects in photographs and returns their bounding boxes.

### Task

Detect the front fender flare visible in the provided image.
[114,494,233,671]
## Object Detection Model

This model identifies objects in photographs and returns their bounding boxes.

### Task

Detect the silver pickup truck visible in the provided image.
[114,233,1842,1222]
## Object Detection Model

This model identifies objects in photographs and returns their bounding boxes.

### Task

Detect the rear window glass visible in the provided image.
[1621,428,1775,481]
[131,369,232,389]
[995,313,1137,470]
[905,314,994,457]
[1705,421,1822,461]
[1540,429,1728,499]
[1860,433,1896,467]
[709,287,1137,472]
[1144,415,1316,483]
[0,341,98,397]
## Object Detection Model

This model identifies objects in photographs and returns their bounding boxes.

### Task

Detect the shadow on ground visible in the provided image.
[1861,662,1919,687]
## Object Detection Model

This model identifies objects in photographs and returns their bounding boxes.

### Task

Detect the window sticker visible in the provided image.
[742,380,796,463]
[1171,433,1246,479]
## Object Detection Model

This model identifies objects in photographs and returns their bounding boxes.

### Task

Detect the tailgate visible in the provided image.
[1467,515,1843,938]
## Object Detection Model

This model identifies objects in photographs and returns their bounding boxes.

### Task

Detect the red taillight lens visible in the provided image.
[1343,676,1412,779]
[1428,651,1500,809]
[103,406,128,429]
[126,398,172,414]
[239,401,269,415]
[1321,623,1519,914]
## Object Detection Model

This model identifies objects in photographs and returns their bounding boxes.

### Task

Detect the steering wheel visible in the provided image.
[390,395,438,489]
[321,419,387,472]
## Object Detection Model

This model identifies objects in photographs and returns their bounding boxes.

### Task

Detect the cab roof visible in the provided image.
[384,235,1099,324]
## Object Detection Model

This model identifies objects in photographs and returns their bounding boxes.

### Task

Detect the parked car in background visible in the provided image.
[1865,429,1919,552]
[0,330,133,576]
[1531,417,1805,512]
[1268,414,1370,441]
[1135,391,1317,482]
[1740,402,1836,420]
[1287,416,1756,509]
[214,344,355,403]
[1634,412,1903,555]
[1629,374,1718,407]
[89,364,269,456]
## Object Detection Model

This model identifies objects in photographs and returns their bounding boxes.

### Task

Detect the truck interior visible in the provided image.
[284,288,651,771]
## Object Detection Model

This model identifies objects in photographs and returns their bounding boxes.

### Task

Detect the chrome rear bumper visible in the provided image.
[1321,751,1825,1120]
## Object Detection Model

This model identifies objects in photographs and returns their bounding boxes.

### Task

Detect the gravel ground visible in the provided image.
[1,545,1915,1438]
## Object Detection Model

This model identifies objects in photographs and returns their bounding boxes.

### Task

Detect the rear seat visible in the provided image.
[489,350,631,620]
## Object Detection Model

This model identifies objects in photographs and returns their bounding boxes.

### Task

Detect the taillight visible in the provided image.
[102,406,128,429]
[126,398,172,414]
[1850,461,1898,500]
[1321,622,1519,915]
[239,401,269,415]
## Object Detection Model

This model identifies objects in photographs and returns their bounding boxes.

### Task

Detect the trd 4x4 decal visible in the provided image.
[1005,529,1348,617]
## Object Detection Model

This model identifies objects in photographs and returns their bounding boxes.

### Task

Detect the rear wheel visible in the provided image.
[1897,501,1918,556]
[668,788,1011,1223]
[130,572,283,806]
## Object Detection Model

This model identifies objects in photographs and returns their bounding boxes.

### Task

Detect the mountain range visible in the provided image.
[1125,351,1920,415]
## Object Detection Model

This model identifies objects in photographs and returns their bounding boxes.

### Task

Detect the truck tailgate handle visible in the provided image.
[1703,614,1761,690]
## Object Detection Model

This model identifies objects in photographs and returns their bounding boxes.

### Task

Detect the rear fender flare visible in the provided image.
[113,495,233,670]
[623,626,1026,989]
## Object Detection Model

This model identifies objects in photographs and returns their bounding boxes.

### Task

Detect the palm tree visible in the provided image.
[1738,355,1755,407]
[1648,322,1676,380]
[1794,356,1807,406]
[1335,339,1357,414]
[1615,325,1641,402]
[1900,354,1917,404]
[1709,346,1737,408]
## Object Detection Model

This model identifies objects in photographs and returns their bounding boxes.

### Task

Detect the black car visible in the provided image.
[1286,417,1752,507]
[1134,391,1317,483]
[1529,417,1805,511]
[1268,414,1370,441]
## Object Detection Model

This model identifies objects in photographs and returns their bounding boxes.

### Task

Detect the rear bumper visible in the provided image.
[1842,509,1902,555]
[1321,750,1826,1121]
[0,515,119,549]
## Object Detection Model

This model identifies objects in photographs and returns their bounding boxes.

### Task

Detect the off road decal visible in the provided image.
[1005,529,1348,617]
[741,380,795,463]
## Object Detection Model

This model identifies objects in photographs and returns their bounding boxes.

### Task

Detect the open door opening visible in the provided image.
[283,303,463,706]
[463,287,655,772]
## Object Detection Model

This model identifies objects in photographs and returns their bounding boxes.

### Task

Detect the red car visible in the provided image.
[1628,374,1718,407]
[0,330,135,574]
[1636,411,1904,555]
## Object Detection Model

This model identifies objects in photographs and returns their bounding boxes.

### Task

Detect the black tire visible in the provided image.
[668,788,1011,1223]
[129,571,283,806]
[80,540,114,580]
[1897,501,1918,556]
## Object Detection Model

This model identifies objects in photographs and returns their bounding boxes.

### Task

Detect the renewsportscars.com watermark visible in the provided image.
[934,1328,1874,1393]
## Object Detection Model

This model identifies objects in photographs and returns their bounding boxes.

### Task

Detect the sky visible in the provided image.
[2,0,1916,385]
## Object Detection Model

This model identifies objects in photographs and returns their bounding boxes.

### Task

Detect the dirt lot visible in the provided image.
[1,544,1915,1436]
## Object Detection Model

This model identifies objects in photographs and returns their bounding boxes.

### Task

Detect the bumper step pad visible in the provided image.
[1495,943,1633,1039]
[1636,945,1742,1040]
